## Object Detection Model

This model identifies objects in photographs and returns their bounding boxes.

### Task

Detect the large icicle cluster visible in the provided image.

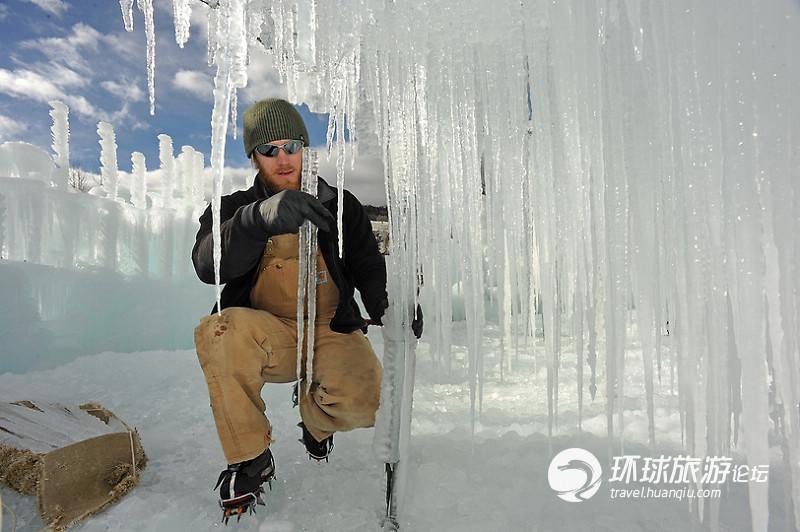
[137,1,799,531]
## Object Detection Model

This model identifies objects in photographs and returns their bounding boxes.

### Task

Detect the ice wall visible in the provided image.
[0,116,217,374]
[141,1,799,530]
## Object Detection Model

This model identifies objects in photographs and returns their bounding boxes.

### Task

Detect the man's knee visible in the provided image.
[194,307,258,342]
[194,307,255,370]
[318,364,382,412]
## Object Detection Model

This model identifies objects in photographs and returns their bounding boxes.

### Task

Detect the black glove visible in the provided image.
[370,297,423,339]
[258,189,335,235]
[411,303,423,339]
[369,297,390,326]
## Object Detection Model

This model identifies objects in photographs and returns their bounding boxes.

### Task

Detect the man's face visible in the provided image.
[252,138,303,192]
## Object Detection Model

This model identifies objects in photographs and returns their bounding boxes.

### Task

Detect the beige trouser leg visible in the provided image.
[194,306,382,465]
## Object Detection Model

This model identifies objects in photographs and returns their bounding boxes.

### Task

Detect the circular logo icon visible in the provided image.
[547,447,603,502]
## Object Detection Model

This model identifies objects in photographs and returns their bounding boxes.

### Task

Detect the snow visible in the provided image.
[0,324,793,531]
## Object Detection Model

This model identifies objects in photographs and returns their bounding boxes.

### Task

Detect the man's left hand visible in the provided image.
[368,298,423,339]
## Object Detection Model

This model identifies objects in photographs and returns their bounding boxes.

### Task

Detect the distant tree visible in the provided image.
[363,204,388,222]
[68,167,92,192]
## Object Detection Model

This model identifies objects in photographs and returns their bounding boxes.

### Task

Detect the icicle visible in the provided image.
[302,149,320,390]
[230,89,238,140]
[118,0,134,32]
[296,217,308,384]
[128,2,800,528]
[172,0,192,48]
[137,0,156,115]
[206,0,249,312]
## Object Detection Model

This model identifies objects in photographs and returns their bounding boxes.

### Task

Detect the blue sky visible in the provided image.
[0,0,387,204]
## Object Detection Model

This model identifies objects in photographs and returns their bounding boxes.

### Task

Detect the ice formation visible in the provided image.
[1,105,208,279]
[158,134,176,209]
[48,100,69,189]
[172,0,192,48]
[126,1,800,530]
[296,148,320,392]
[97,121,119,201]
[130,151,146,209]
[138,0,156,116]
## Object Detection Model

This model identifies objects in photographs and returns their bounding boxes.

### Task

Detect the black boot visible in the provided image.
[297,421,334,462]
[213,448,276,524]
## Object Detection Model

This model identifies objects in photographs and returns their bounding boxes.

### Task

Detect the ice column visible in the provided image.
[130,152,147,209]
[191,150,205,205]
[48,100,69,189]
[158,134,176,208]
[97,121,119,201]
[176,146,190,205]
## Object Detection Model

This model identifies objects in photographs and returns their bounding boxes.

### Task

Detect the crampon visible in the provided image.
[218,488,267,524]
[297,421,334,462]
[213,448,275,524]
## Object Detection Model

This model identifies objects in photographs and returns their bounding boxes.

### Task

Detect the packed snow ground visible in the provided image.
[0,323,791,532]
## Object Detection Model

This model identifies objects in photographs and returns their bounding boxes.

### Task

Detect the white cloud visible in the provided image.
[172,69,214,101]
[0,68,100,119]
[0,5,9,21]
[101,79,145,103]
[20,22,102,75]
[37,62,87,88]
[0,68,62,101]
[6,22,149,126]
[0,114,27,141]
[317,148,386,206]
[24,0,68,16]
[241,46,287,103]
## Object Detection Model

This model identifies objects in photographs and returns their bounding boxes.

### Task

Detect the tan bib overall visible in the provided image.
[194,233,383,465]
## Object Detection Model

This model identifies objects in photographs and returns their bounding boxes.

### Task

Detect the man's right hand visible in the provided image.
[259,189,336,235]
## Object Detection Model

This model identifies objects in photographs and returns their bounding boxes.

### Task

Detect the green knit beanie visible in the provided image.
[242,98,310,156]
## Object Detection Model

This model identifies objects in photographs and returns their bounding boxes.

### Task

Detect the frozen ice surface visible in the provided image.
[0,323,792,532]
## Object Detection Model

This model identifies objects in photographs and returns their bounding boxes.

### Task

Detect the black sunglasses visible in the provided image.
[254,139,304,157]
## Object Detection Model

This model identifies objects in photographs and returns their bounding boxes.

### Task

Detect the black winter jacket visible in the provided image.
[192,175,388,333]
